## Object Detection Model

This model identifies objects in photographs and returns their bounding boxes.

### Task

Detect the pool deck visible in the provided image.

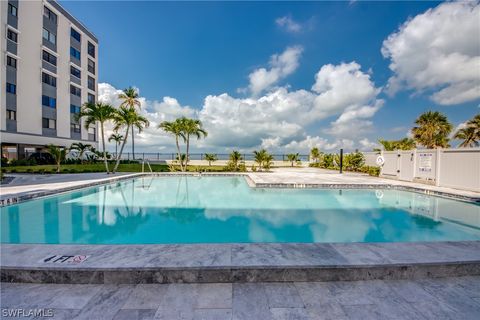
[2,276,479,319]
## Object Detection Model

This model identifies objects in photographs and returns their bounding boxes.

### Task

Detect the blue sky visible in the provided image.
[61,1,479,152]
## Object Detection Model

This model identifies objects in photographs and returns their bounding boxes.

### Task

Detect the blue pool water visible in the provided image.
[1,176,480,244]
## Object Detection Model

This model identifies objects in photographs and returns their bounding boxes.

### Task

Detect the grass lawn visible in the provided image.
[1,163,233,174]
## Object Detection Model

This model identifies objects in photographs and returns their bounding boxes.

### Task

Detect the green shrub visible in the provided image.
[69,169,78,173]
[344,152,365,172]
[10,169,17,173]
[26,168,33,173]
[1,157,8,167]
[62,168,70,173]
[10,158,36,166]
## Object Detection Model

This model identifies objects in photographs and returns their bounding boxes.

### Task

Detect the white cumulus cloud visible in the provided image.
[98,60,382,153]
[275,16,302,33]
[247,46,303,96]
[381,1,480,105]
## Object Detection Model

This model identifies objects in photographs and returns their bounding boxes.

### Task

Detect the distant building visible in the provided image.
[1,0,98,160]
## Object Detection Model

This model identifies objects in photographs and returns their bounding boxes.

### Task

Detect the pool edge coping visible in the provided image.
[1,241,479,284]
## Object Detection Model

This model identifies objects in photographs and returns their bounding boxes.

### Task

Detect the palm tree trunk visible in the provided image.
[100,122,110,173]
[131,128,135,160]
[115,143,118,158]
[185,135,190,171]
[175,135,184,172]
[113,126,130,173]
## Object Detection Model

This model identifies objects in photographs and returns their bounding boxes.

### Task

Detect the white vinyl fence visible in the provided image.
[363,148,480,192]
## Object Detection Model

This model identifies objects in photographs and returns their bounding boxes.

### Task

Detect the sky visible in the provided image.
[60,0,480,153]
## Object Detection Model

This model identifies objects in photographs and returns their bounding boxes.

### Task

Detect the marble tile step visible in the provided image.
[2,262,479,285]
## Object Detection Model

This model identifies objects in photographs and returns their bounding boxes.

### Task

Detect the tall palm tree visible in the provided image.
[112,106,149,173]
[454,126,478,148]
[47,144,68,173]
[159,119,186,171]
[310,147,320,163]
[204,153,217,166]
[70,142,92,163]
[76,102,116,173]
[454,114,480,147]
[118,87,141,159]
[108,133,124,158]
[181,117,208,168]
[286,153,300,167]
[412,111,452,149]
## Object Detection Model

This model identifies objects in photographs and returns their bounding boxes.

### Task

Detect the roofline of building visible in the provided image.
[47,0,98,43]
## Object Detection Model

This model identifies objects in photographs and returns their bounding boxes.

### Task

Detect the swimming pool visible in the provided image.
[1,176,479,244]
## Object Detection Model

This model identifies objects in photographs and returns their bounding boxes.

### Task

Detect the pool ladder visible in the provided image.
[142,159,153,174]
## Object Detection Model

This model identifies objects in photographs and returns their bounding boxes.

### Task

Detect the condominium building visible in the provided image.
[1,0,98,160]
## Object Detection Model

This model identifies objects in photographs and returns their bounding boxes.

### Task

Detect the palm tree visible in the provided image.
[112,106,149,173]
[159,119,186,171]
[228,150,243,171]
[286,153,300,167]
[76,102,116,173]
[310,147,320,163]
[254,149,271,171]
[204,153,218,166]
[263,152,274,171]
[181,117,208,168]
[118,87,141,159]
[47,144,67,173]
[70,142,92,163]
[454,114,480,147]
[108,133,124,158]
[412,111,452,149]
[375,138,416,152]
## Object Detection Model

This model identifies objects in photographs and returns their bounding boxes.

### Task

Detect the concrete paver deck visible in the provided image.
[1,276,479,319]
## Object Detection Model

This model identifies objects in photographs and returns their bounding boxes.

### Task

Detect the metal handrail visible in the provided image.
[142,159,153,173]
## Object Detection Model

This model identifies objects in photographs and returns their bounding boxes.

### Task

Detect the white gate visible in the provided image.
[399,151,415,181]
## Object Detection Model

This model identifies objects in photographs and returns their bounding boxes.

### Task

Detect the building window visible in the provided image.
[88,76,95,91]
[87,42,95,58]
[71,123,81,133]
[42,72,57,87]
[8,3,17,17]
[88,93,95,104]
[71,28,81,42]
[42,28,56,45]
[70,47,81,60]
[42,95,56,108]
[7,56,17,68]
[70,85,81,97]
[70,66,81,79]
[43,7,57,24]
[7,29,18,43]
[7,110,16,120]
[6,83,16,94]
[88,127,96,140]
[42,118,56,129]
[42,50,57,66]
[70,104,81,114]
[88,59,95,74]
